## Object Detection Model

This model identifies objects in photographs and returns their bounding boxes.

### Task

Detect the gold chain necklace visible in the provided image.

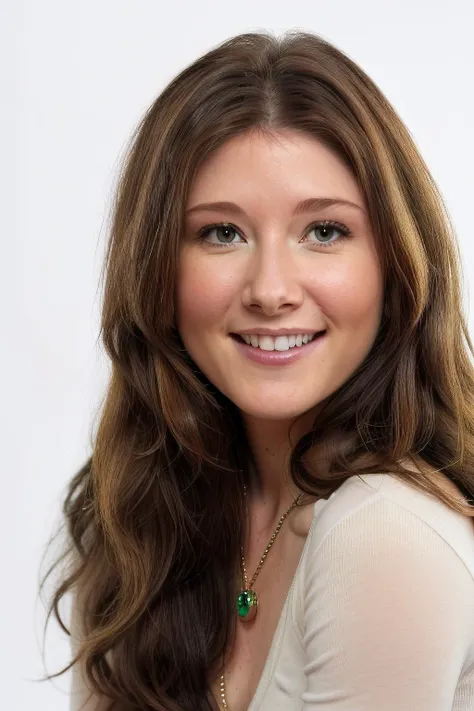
[218,484,303,710]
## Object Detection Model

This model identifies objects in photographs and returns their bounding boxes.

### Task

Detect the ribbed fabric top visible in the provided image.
[70,472,474,711]
[248,472,474,710]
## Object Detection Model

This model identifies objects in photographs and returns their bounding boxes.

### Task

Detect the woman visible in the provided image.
[44,30,474,710]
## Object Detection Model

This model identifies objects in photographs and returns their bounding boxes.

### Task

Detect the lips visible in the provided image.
[230,329,327,365]
[230,332,326,343]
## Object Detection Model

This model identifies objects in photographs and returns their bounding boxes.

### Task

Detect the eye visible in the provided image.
[195,219,352,249]
[196,223,243,247]
[304,220,352,248]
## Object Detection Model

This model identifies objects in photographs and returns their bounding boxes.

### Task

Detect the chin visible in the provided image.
[231,397,320,422]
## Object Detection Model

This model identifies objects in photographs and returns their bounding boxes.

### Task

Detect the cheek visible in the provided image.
[176,251,235,330]
[307,253,383,327]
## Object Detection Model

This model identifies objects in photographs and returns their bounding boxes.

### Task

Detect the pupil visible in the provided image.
[319,226,333,241]
[218,226,234,242]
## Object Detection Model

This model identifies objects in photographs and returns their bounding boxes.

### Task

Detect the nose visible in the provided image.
[241,239,304,316]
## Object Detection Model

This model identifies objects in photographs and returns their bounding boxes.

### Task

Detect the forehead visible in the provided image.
[187,129,365,211]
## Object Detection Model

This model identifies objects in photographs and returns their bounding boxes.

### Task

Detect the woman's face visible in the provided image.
[176,129,384,422]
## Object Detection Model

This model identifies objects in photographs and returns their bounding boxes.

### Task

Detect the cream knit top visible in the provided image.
[70,472,474,710]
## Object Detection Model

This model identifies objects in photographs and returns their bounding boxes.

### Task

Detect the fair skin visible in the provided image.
[178,128,384,523]
[176,128,385,709]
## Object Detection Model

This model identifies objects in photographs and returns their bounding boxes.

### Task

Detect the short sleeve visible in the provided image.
[301,497,474,710]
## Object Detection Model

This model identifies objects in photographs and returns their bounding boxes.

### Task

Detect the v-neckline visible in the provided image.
[247,496,326,710]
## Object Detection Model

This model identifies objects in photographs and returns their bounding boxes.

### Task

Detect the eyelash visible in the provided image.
[195,219,352,249]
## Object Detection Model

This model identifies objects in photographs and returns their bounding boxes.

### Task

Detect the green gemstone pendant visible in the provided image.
[237,589,258,622]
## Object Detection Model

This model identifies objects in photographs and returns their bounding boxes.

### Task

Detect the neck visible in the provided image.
[241,407,319,528]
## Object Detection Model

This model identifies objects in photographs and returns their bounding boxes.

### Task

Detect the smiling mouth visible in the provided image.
[230,331,326,350]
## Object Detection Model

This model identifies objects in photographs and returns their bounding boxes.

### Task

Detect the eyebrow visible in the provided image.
[185,197,365,216]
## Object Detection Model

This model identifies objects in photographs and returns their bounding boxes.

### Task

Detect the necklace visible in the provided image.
[218,484,303,710]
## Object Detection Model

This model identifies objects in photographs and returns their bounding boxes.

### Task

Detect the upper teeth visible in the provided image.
[238,333,316,351]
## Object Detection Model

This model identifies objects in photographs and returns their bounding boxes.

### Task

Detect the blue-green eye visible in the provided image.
[197,223,243,246]
[304,220,351,248]
[196,219,351,248]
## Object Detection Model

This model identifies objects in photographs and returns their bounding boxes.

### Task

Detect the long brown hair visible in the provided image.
[42,29,474,710]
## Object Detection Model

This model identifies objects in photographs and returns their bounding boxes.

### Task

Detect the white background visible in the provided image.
[3,1,473,708]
